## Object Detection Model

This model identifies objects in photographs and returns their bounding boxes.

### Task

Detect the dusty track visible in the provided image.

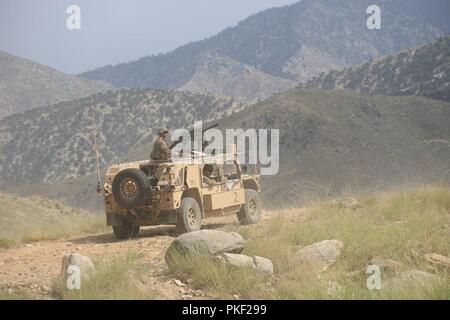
[0,209,307,299]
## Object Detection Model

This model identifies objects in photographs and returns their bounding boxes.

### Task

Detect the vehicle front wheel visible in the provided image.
[237,189,261,225]
[176,197,202,235]
[112,221,140,240]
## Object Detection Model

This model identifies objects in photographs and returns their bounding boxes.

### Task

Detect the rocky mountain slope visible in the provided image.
[79,0,446,99]
[395,0,450,33]
[179,50,295,100]
[215,89,450,207]
[301,36,450,103]
[0,51,113,119]
[0,89,244,186]
[10,88,449,210]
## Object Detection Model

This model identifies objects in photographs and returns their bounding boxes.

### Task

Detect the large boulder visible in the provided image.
[165,230,246,266]
[294,240,343,272]
[425,253,450,268]
[253,256,274,274]
[217,253,274,275]
[370,257,405,273]
[61,253,95,283]
[383,269,440,291]
[217,253,255,269]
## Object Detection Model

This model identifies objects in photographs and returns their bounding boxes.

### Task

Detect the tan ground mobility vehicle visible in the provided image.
[102,151,261,239]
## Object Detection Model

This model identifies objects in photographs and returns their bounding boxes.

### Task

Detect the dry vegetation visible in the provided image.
[0,193,105,248]
[168,186,450,299]
[54,252,157,300]
[1,186,449,300]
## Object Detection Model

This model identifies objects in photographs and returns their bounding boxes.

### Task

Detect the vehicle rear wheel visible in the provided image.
[112,221,140,240]
[176,197,202,235]
[237,189,261,225]
[112,168,150,208]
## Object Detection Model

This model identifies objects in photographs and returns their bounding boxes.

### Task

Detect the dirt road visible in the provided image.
[0,209,306,299]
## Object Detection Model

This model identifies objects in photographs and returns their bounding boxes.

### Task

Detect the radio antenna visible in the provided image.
[90,97,101,194]
[246,69,259,175]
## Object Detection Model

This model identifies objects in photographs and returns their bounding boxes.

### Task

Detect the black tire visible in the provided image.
[112,168,150,208]
[237,189,261,225]
[112,221,140,240]
[176,197,202,235]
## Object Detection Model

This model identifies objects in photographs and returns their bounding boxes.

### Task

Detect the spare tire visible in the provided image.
[112,168,150,208]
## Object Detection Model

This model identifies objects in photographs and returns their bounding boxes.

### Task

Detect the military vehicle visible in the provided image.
[101,150,261,239]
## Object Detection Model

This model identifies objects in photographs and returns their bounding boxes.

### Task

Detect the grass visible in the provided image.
[2,186,448,300]
[168,185,450,299]
[167,248,272,299]
[54,251,157,300]
[0,192,106,247]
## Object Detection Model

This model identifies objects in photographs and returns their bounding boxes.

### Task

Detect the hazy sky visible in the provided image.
[0,0,298,74]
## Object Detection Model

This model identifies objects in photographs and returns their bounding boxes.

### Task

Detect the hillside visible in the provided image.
[301,36,450,103]
[179,50,295,100]
[0,89,244,186]
[0,192,104,248]
[79,0,445,99]
[7,89,449,210]
[396,0,450,33]
[0,51,113,119]
[215,89,450,207]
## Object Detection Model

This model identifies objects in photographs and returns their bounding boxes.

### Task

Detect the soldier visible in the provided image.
[202,164,220,185]
[150,128,171,161]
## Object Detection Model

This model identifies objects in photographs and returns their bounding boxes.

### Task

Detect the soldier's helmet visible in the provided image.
[158,127,169,136]
[203,164,213,173]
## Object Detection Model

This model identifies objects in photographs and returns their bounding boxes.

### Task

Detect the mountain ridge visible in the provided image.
[0,88,244,186]
[300,36,450,103]
[0,50,114,118]
[3,89,449,209]
[79,0,446,99]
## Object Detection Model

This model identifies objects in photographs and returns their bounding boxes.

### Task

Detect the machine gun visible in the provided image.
[169,123,219,150]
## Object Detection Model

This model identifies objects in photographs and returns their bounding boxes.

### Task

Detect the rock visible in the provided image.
[61,253,95,282]
[425,253,450,268]
[331,198,362,210]
[165,230,245,265]
[384,269,440,290]
[398,270,439,282]
[327,281,344,298]
[253,256,274,274]
[193,290,205,297]
[40,285,52,293]
[294,240,343,272]
[172,279,186,287]
[217,253,274,275]
[370,257,405,273]
[218,253,255,268]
